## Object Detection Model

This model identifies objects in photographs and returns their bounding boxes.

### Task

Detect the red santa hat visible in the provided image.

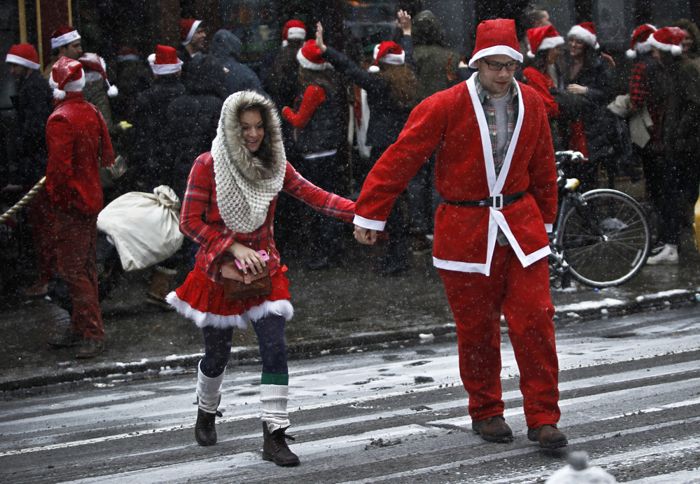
[626,24,657,58]
[296,39,332,71]
[78,52,118,97]
[116,46,141,63]
[5,43,40,70]
[147,44,183,75]
[526,25,564,58]
[49,56,85,100]
[468,18,523,69]
[567,22,599,49]
[180,18,203,46]
[368,41,405,73]
[282,20,306,47]
[51,25,81,50]
[648,26,685,56]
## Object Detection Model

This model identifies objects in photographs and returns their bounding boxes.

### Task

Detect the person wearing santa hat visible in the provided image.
[4,43,54,298]
[278,37,347,271]
[45,57,115,359]
[523,24,565,145]
[78,53,118,134]
[645,26,700,265]
[353,18,567,450]
[557,21,614,190]
[43,25,83,79]
[179,18,206,59]
[315,11,417,275]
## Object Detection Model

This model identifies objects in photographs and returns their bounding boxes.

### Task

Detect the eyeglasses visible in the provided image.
[480,59,520,72]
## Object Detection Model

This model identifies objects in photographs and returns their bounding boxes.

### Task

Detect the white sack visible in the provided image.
[97,186,184,271]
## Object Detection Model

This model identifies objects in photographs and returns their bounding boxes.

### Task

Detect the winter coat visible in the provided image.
[112,58,152,122]
[262,40,304,111]
[557,55,615,163]
[283,78,345,155]
[663,58,700,155]
[322,36,415,149]
[354,75,557,276]
[209,29,265,96]
[9,69,52,186]
[180,51,229,101]
[412,10,461,101]
[45,92,115,215]
[83,79,115,134]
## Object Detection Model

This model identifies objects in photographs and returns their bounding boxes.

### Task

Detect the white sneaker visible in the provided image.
[646,244,679,265]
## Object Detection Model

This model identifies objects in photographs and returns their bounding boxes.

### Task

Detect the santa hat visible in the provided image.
[5,43,40,70]
[296,39,332,70]
[282,20,306,47]
[51,25,81,50]
[625,24,657,58]
[180,18,203,46]
[648,26,685,56]
[116,46,141,63]
[567,22,599,49]
[49,56,85,100]
[368,41,405,73]
[148,45,183,75]
[468,18,523,69]
[526,25,564,58]
[78,52,118,97]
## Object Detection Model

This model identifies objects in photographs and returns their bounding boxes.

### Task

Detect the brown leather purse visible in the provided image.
[220,261,272,301]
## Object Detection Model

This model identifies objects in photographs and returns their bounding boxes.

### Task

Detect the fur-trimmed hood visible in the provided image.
[212,90,287,233]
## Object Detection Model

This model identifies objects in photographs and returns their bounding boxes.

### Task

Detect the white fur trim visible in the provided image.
[53,89,66,100]
[568,25,597,47]
[166,291,293,329]
[635,39,654,54]
[286,27,306,40]
[468,45,523,69]
[51,30,80,50]
[538,36,564,52]
[527,51,536,58]
[50,74,85,99]
[373,44,405,65]
[182,20,202,46]
[149,54,183,75]
[648,35,682,55]
[353,214,386,231]
[626,49,637,59]
[5,54,39,70]
[107,83,119,97]
[282,40,289,47]
[368,65,380,73]
[296,48,332,70]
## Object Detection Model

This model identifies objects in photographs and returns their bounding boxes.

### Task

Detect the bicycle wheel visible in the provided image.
[559,189,651,287]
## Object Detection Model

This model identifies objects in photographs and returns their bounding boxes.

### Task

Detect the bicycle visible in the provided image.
[549,151,651,288]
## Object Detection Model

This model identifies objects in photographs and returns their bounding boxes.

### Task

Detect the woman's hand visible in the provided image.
[315,21,327,53]
[566,83,588,95]
[397,9,412,36]
[228,242,266,275]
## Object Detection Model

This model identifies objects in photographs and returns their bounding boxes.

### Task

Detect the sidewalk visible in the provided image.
[1,241,698,392]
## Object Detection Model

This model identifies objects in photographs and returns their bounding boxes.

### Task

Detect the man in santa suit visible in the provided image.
[353,18,567,449]
[45,57,115,359]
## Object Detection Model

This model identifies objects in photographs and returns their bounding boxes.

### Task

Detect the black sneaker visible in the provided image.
[48,329,82,348]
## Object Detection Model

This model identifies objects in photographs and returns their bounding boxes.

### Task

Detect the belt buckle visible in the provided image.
[492,194,504,210]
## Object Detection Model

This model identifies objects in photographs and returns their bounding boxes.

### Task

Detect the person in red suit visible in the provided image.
[353,18,567,450]
[45,57,115,359]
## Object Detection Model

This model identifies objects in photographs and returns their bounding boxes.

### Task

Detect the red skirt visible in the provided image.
[166,266,293,329]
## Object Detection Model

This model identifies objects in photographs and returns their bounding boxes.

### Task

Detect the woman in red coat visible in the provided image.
[166,90,354,466]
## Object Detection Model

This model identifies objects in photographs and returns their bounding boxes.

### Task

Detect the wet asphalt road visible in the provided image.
[1,305,699,483]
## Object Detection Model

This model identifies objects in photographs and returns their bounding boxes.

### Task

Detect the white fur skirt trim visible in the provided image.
[166,292,294,329]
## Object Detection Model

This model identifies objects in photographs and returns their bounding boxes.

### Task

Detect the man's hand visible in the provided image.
[354,225,378,245]
[397,10,412,36]
[315,22,327,53]
[566,83,588,95]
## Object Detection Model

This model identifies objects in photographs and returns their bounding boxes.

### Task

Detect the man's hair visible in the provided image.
[525,8,548,28]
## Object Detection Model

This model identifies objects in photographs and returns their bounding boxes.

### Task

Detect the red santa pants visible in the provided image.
[52,208,104,341]
[438,244,560,429]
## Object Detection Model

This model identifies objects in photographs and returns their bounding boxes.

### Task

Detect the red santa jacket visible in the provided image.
[45,92,114,215]
[354,73,558,275]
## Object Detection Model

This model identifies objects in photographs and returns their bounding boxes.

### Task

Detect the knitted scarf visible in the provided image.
[212,91,286,233]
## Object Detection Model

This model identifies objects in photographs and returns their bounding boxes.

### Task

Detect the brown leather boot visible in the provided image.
[146,266,176,310]
[528,424,568,449]
[472,415,513,443]
[262,423,300,466]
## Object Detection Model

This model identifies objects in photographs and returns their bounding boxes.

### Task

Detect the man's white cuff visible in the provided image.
[545,223,553,233]
[353,215,386,231]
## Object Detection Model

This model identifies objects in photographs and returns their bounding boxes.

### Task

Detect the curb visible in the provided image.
[2,289,698,392]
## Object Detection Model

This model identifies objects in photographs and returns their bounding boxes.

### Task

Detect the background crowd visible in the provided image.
[1,5,699,350]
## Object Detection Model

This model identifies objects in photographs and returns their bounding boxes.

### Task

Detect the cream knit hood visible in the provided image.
[212,90,286,233]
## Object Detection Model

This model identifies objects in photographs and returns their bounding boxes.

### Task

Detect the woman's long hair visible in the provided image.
[377,63,418,110]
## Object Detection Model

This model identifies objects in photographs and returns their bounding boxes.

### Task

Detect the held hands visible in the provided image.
[397,9,412,35]
[229,242,266,275]
[354,225,378,245]
[566,84,588,95]
[315,22,327,53]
